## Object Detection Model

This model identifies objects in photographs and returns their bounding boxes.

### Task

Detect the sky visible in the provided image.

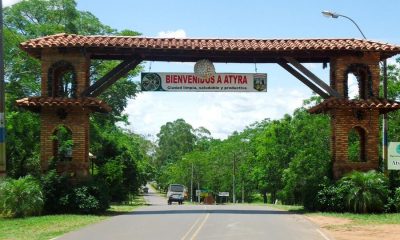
[68,0,400,139]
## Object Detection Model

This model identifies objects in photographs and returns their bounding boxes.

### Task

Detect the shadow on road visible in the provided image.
[129,209,294,215]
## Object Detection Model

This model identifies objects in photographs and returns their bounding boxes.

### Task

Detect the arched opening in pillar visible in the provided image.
[52,125,73,162]
[348,126,367,162]
[48,61,77,98]
[346,73,359,99]
[344,64,373,100]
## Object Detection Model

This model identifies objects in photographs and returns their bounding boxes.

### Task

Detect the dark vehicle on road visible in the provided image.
[167,184,185,205]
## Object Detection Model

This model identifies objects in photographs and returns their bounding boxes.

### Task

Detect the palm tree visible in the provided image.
[0,176,43,217]
[339,171,389,213]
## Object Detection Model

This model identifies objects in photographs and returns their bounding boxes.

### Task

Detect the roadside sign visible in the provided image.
[141,72,267,92]
[218,192,229,197]
[388,142,400,170]
[195,190,201,196]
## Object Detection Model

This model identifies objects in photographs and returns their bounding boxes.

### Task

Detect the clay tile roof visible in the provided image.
[20,33,400,60]
[308,98,400,114]
[15,97,111,113]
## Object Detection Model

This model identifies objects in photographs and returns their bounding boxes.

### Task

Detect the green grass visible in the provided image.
[265,203,305,212]
[0,214,107,240]
[243,202,305,212]
[266,203,400,225]
[106,195,147,215]
[306,212,400,225]
[0,195,147,240]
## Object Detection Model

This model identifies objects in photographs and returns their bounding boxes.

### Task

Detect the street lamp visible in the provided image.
[321,11,367,39]
[322,10,389,174]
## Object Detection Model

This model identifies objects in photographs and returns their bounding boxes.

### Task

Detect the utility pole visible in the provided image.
[232,153,236,204]
[0,0,6,177]
[383,60,388,175]
[242,181,244,203]
[190,161,193,202]
[197,181,200,203]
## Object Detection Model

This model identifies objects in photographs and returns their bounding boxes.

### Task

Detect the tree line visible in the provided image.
[155,60,400,211]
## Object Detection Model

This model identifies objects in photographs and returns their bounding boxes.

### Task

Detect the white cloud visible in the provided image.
[387,57,400,67]
[157,29,187,38]
[348,74,358,99]
[123,88,309,140]
[3,0,22,7]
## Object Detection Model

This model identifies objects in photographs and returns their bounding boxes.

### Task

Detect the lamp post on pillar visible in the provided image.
[321,11,367,39]
[322,10,389,174]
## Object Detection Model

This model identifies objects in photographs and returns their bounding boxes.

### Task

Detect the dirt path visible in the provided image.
[307,215,400,240]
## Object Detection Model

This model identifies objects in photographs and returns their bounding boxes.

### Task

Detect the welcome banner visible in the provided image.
[141,73,267,92]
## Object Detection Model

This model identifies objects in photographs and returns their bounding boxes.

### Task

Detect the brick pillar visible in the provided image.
[330,53,381,179]
[40,107,90,177]
[40,50,91,177]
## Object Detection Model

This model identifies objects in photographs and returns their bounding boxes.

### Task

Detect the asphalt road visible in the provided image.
[57,186,330,240]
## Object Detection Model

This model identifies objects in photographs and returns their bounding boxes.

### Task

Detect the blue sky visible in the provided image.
[73,0,400,139]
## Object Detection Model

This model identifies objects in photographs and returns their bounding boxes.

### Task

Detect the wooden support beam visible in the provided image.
[82,58,142,97]
[278,60,330,99]
[285,57,341,98]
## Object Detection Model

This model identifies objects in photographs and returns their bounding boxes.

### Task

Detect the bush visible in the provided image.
[0,176,43,218]
[339,171,389,213]
[41,170,71,214]
[386,187,400,212]
[41,171,109,214]
[316,183,349,212]
[71,178,110,214]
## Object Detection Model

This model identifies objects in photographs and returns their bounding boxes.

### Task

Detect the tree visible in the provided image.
[279,108,330,209]
[255,115,293,203]
[4,0,144,182]
[156,119,196,167]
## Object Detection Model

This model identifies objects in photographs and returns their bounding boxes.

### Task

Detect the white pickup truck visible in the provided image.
[167,184,185,205]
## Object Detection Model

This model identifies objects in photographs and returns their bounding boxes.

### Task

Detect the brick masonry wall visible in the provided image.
[40,50,91,177]
[41,49,90,96]
[330,53,381,179]
[40,107,90,177]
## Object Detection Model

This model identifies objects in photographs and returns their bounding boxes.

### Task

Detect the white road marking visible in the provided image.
[180,217,202,240]
[316,229,331,240]
[189,213,210,240]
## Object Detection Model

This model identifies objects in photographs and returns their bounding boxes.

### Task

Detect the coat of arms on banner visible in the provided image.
[253,74,267,91]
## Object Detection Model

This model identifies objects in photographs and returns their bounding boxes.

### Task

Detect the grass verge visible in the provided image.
[306,212,400,225]
[0,195,146,240]
[266,203,400,224]
[264,203,305,212]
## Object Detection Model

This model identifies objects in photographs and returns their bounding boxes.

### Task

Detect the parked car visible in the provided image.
[167,184,185,205]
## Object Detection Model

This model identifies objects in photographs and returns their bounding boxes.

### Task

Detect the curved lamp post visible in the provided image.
[321,11,367,39]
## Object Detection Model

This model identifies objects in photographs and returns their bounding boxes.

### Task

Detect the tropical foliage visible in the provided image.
[339,171,389,213]
[0,176,44,217]
[3,0,153,215]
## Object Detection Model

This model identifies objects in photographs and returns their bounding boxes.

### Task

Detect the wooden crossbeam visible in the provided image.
[285,57,341,98]
[82,58,142,97]
[278,59,330,99]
